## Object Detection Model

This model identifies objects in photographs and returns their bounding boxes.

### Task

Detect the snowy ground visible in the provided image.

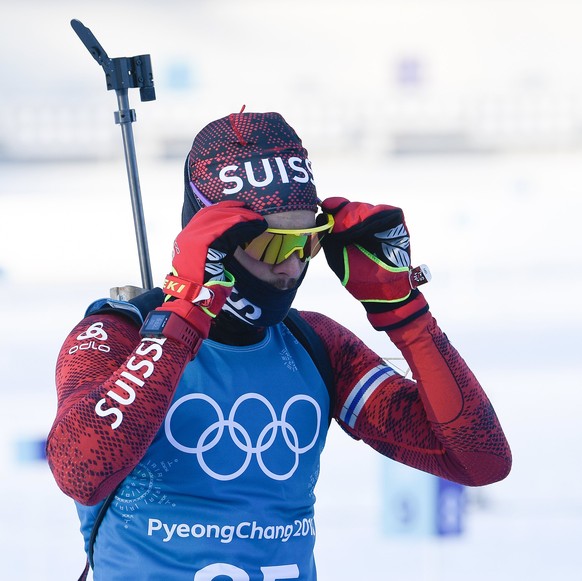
[1,152,581,580]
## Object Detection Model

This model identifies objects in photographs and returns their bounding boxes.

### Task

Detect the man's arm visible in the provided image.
[46,312,193,505]
[316,196,511,484]
[301,310,511,486]
[47,201,267,505]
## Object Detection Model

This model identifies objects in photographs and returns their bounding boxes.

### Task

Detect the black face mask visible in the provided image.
[221,256,307,327]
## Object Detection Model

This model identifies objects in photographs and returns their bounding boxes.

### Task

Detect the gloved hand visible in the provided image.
[320,197,430,331]
[157,201,267,338]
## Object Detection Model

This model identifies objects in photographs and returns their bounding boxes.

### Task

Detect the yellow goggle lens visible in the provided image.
[243,214,334,265]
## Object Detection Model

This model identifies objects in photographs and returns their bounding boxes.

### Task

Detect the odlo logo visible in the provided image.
[68,322,111,355]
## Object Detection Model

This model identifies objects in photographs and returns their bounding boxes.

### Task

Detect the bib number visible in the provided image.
[194,563,300,581]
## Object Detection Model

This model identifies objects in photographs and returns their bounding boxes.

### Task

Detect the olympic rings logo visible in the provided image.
[164,393,321,481]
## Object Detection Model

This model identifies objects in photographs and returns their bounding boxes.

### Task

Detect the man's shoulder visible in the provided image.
[84,287,165,326]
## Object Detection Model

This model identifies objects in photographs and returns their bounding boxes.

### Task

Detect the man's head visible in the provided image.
[182,111,323,328]
[182,111,318,228]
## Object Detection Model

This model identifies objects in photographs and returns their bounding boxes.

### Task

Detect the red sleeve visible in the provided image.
[46,313,192,505]
[300,310,512,486]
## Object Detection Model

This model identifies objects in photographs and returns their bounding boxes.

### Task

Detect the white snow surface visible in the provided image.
[1,152,580,580]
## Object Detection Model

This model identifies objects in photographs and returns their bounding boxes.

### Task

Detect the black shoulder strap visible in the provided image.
[87,489,117,571]
[283,308,335,422]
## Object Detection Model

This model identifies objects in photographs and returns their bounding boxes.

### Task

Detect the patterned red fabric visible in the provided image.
[300,310,512,486]
[47,308,511,506]
[185,112,318,219]
[47,314,194,505]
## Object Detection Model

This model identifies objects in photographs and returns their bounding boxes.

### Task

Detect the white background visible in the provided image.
[1,1,581,579]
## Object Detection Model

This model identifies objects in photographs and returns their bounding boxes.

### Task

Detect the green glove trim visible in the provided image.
[342,247,350,286]
[355,244,409,274]
[342,245,412,304]
[360,293,412,305]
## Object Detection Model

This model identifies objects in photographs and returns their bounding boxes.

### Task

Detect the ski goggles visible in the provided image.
[243,213,334,265]
[189,180,333,264]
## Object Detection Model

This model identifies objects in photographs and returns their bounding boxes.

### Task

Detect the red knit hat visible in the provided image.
[182,111,318,227]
